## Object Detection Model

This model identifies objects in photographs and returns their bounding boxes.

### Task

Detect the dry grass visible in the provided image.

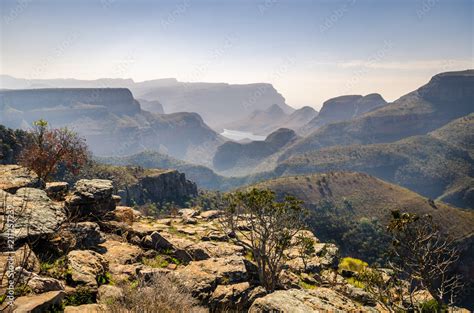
[106,273,206,313]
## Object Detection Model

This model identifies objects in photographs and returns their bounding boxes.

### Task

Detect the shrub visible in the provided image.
[19,119,89,181]
[106,274,206,313]
[338,257,368,273]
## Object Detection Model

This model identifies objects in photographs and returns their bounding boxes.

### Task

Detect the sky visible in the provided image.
[1,0,472,109]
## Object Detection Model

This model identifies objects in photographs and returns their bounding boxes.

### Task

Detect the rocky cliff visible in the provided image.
[0,89,224,163]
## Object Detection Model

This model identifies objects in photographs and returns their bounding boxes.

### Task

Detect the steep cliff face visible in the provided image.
[301,93,387,133]
[0,89,223,162]
[120,169,198,206]
[213,128,298,171]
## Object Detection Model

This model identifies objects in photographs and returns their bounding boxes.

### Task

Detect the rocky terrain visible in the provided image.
[0,88,224,163]
[0,165,411,312]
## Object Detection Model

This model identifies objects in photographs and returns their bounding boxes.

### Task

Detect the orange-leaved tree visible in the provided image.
[20,119,89,181]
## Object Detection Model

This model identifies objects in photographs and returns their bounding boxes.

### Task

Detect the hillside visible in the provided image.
[0,89,224,164]
[252,172,474,262]
[227,105,318,136]
[430,113,474,158]
[281,70,474,160]
[213,128,298,173]
[299,94,386,134]
[276,131,474,209]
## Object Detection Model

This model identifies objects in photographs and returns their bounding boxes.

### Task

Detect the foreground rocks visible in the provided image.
[249,288,366,312]
[0,165,43,193]
[0,188,66,241]
[2,165,466,312]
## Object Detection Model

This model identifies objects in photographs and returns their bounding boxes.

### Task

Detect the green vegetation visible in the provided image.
[338,257,368,273]
[142,255,169,268]
[221,188,308,292]
[299,281,317,290]
[62,286,96,306]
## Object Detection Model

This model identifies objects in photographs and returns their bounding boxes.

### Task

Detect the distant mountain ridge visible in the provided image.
[0,75,295,130]
[299,93,387,134]
[0,88,224,164]
[226,104,318,136]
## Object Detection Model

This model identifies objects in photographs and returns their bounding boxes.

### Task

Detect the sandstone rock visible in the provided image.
[279,269,301,289]
[45,182,69,201]
[15,267,64,294]
[174,256,248,301]
[12,290,65,313]
[200,210,221,219]
[186,241,244,260]
[49,222,105,254]
[100,239,143,265]
[141,231,173,250]
[64,304,107,313]
[66,179,116,218]
[0,165,43,193]
[201,230,228,242]
[0,188,66,241]
[97,284,124,304]
[0,245,40,274]
[210,282,253,311]
[67,250,108,288]
[249,287,363,312]
[345,285,377,307]
[179,207,201,219]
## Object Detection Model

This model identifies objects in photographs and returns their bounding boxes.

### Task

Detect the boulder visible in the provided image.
[0,165,43,193]
[200,210,221,220]
[249,287,363,312]
[0,245,40,274]
[49,222,106,254]
[174,256,248,301]
[97,284,124,304]
[66,179,116,218]
[187,241,244,260]
[210,282,253,311]
[100,239,143,265]
[12,290,65,313]
[15,267,64,293]
[141,231,173,250]
[178,207,201,219]
[45,182,69,201]
[67,250,108,288]
[0,188,66,242]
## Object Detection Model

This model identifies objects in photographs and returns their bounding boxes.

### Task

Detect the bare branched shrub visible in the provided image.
[106,274,206,313]
[220,188,307,292]
[359,210,465,311]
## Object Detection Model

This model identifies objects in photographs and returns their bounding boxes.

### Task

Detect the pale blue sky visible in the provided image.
[1,0,472,108]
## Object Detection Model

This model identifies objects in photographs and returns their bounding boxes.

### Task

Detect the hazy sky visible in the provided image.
[1,0,472,109]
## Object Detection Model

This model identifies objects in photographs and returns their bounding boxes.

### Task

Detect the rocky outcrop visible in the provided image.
[0,188,66,242]
[45,182,69,201]
[301,93,387,134]
[9,291,65,313]
[67,250,109,289]
[66,179,116,218]
[119,169,197,207]
[249,287,367,312]
[0,165,43,193]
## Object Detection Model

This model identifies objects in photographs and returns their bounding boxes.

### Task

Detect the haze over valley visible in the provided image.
[1,0,473,312]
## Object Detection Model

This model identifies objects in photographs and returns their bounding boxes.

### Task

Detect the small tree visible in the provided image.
[387,211,464,309]
[19,120,88,181]
[359,210,465,311]
[220,188,307,292]
[296,233,315,272]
